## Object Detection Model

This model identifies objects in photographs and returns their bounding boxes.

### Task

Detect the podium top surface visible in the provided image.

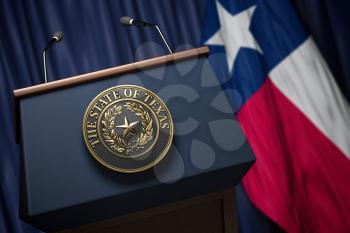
[13,46,209,99]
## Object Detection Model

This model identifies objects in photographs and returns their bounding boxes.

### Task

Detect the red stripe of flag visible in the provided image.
[237,78,350,233]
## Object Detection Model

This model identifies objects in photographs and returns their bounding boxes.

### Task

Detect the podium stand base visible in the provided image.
[57,188,237,233]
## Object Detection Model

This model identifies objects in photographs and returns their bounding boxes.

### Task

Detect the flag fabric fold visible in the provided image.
[203,0,350,232]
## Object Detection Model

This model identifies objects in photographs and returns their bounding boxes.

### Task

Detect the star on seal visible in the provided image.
[117,116,139,139]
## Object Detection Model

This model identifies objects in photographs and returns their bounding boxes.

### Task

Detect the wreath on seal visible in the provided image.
[101,102,153,155]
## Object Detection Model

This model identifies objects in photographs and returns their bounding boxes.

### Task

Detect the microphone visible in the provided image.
[42,31,64,83]
[120,16,154,27]
[44,31,64,51]
[120,16,173,54]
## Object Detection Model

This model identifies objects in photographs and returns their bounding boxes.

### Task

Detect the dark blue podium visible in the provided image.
[14,47,255,233]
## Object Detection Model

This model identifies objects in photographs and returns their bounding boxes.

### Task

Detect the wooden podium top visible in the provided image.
[14,46,209,99]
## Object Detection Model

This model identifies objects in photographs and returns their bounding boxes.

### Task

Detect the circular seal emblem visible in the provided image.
[83,85,173,173]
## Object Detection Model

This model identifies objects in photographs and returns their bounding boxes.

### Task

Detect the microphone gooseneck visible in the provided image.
[42,31,64,83]
[120,16,173,54]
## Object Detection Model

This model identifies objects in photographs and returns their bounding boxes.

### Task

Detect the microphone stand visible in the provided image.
[120,17,173,54]
[42,48,48,83]
[42,31,64,83]
[154,25,173,54]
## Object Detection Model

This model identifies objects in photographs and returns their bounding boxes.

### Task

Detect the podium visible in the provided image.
[14,47,255,233]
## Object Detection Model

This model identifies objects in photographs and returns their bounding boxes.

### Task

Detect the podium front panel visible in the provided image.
[17,53,255,231]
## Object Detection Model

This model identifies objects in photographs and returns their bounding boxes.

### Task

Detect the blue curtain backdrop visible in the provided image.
[1,0,349,233]
[293,0,350,102]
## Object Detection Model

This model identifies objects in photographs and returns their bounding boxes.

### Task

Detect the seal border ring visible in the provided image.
[82,85,174,173]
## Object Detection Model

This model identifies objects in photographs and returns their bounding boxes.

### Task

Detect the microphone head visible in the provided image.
[120,16,133,26]
[52,31,64,43]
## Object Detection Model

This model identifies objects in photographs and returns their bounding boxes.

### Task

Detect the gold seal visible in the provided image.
[83,85,173,173]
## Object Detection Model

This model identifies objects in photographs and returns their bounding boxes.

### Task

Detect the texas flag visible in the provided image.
[202,0,350,232]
